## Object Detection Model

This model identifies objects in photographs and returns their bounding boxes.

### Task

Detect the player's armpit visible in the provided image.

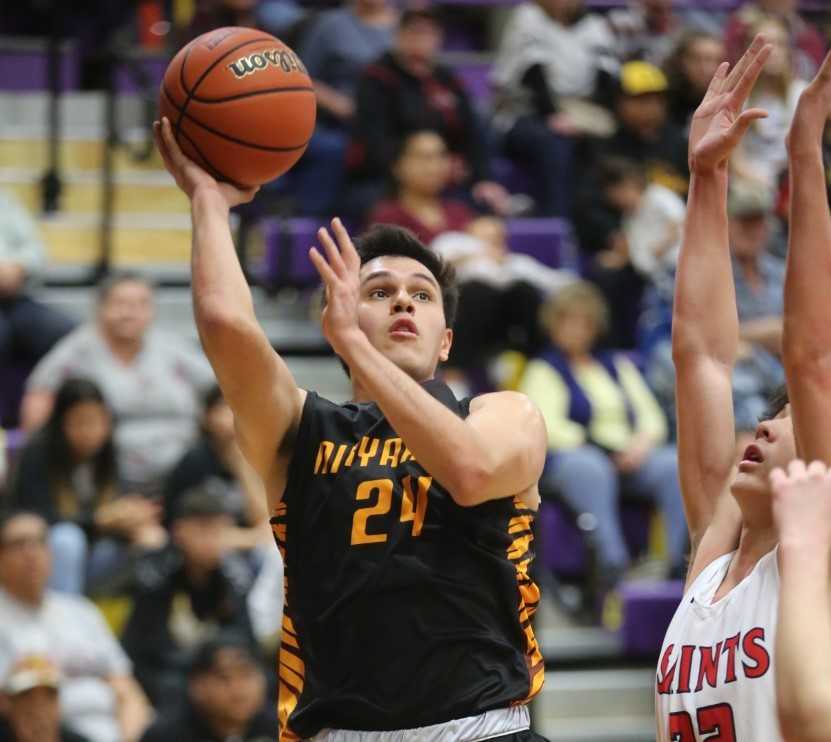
[456,391,547,507]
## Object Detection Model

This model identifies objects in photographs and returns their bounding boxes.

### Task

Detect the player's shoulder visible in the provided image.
[469,389,541,416]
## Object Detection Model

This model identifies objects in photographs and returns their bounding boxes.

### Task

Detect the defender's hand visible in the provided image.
[787,51,831,159]
[153,117,259,208]
[309,218,364,357]
[771,460,831,552]
[688,35,772,175]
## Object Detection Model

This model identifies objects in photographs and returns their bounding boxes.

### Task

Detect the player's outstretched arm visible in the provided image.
[309,220,547,507]
[155,119,306,490]
[782,52,831,464]
[771,462,831,741]
[672,37,771,579]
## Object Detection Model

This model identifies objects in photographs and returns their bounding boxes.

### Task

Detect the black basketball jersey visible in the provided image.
[271,380,544,740]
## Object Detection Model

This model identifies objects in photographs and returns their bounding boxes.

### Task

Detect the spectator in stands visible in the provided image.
[289,0,396,216]
[0,190,74,370]
[0,511,150,742]
[607,0,684,67]
[163,386,269,550]
[120,488,255,713]
[432,216,575,388]
[491,0,618,216]
[183,0,304,44]
[0,655,89,742]
[725,0,826,80]
[21,273,214,495]
[572,158,651,349]
[9,378,165,595]
[732,15,810,190]
[347,7,509,220]
[598,61,689,196]
[665,31,725,132]
[519,282,687,583]
[368,130,475,244]
[139,635,275,742]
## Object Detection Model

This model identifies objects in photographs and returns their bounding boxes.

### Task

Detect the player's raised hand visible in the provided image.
[153,117,258,208]
[770,460,831,551]
[787,51,831,158]
[688,34,772,174]
[309,218,363,355]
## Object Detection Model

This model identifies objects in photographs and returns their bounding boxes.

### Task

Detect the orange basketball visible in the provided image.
[159,26,316,187]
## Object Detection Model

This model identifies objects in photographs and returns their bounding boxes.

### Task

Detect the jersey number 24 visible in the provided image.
[351,475,432,545]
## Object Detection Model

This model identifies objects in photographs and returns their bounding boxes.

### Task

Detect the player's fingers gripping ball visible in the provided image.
[159,26,317,188]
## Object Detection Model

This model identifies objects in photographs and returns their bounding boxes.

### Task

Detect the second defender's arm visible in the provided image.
[782,52,831,464]
[771,463,831,742]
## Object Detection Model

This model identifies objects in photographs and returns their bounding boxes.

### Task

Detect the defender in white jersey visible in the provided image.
[653,35,805,741]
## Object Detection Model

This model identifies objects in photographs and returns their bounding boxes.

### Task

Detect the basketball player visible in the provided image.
[767,51,831,742]
[653,35,804,741]
[153,117,549,741]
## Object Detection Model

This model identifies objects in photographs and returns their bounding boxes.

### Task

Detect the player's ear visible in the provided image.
[439,328,453,363]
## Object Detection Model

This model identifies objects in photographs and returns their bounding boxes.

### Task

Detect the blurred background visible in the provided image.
[0,1,829,741]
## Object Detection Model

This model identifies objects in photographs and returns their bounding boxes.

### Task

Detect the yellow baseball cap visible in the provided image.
[620,61,668,96]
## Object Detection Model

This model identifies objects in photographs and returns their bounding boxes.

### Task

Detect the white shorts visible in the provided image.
[308,706,531,742]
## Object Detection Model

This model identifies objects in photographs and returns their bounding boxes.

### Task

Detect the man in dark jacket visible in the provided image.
[346,7,509,218]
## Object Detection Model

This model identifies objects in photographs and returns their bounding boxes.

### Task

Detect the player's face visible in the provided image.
[98,280,154,344]
[358,256,452,382]
[732,404,796,501]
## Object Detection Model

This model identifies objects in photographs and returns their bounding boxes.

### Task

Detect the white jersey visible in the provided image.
[655,548,780,741]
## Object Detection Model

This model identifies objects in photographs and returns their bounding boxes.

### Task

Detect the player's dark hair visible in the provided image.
[760,384,789,422]
[399,7,442,30]
[354,224,459,328]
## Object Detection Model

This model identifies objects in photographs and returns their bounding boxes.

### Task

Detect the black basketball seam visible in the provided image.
[176,104,311,152]
[173,44,193,138]
[177,35,276,126]
[189,86,315,103]
[176,125,238,185]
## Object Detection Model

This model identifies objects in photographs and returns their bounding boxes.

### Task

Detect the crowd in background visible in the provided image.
[0,0,830,740]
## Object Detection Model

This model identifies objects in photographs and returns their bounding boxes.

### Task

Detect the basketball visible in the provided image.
[159,26,316,188]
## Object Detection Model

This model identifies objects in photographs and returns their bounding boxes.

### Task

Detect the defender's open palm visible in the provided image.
[771,460,831,551]
[309,218,363,355]
[788,50,831,157]
[689,35,772,174]
[153,117,258,208]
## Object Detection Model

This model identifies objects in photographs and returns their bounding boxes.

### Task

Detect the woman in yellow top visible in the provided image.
[520,281,686,583]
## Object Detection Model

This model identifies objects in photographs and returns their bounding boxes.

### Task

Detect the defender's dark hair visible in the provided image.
[761,384,789,422]
[354,224,459,328]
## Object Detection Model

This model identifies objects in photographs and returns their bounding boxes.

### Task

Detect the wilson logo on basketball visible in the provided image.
[227,49,307,80]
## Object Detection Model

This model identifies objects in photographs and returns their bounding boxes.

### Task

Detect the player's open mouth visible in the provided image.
[389,318,418,338]
[738,444,764,470]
